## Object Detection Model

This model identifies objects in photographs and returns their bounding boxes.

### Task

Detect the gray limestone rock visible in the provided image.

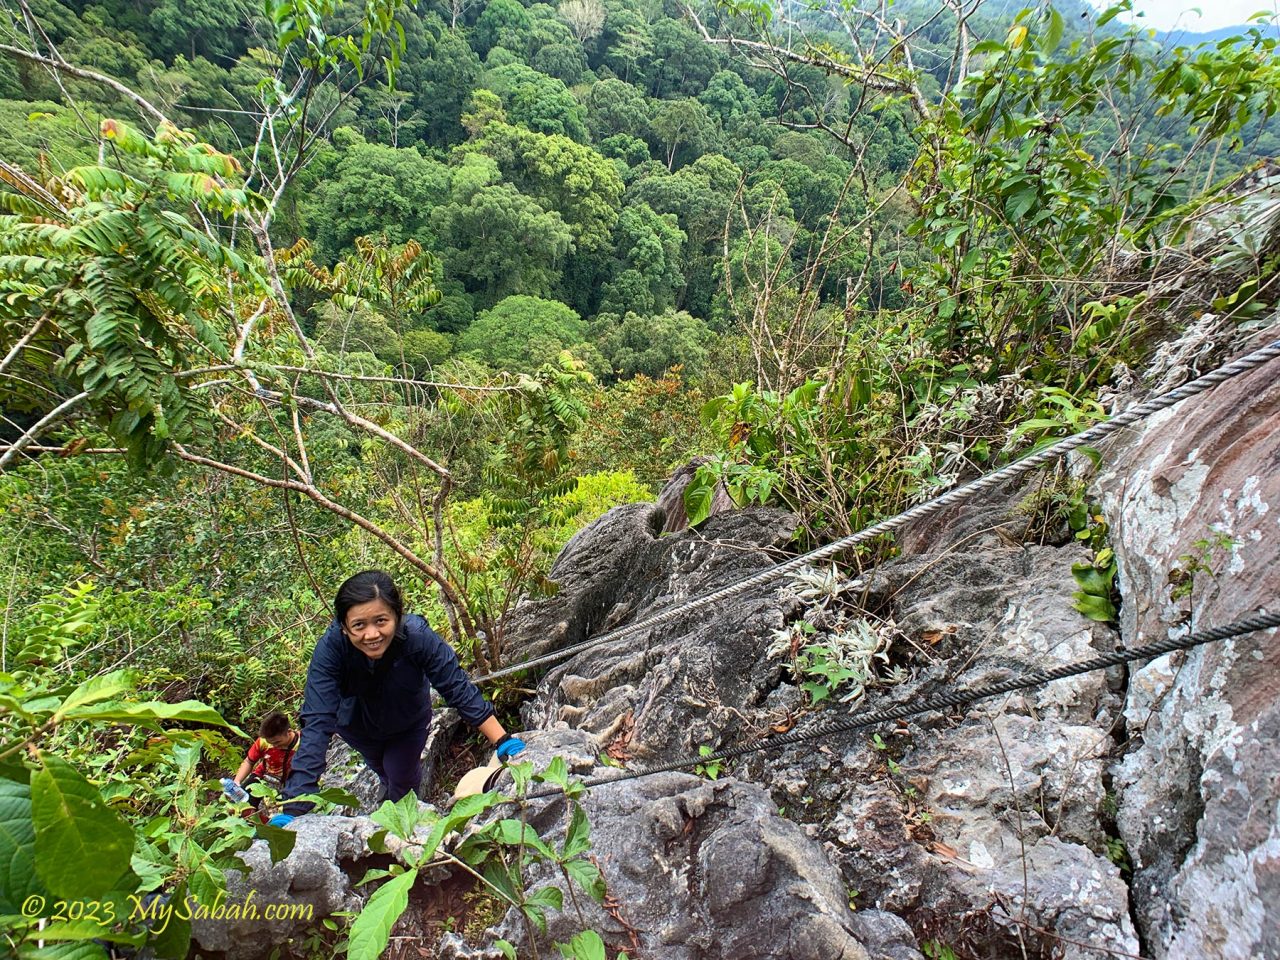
[190,815,382,959]
[455,731,871,960]
[500,494,1136,958]
[1096,322,1280,959]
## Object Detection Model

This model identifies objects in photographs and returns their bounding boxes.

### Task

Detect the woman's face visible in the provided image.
[342,598,398,660]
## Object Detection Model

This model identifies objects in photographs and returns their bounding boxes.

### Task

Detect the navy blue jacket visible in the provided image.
[282,614,492,811]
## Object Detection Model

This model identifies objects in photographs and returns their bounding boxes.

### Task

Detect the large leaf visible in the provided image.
[557,930,607,960]
[252,821,297,864]
[53,671,136,721]
[30,756,133,898]
[1073,592,1117,623]
[562,856,604,903]
[0,777,46,913]
[486,820,557,860]
[346,867,417,960]
[371,791,431,840]
[61,699,244,736]
[683,467,717,527]
[561,803,590,859]
[16,942,109,960]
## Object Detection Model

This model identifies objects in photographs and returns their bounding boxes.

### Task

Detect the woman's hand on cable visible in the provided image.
[495,733,526,760]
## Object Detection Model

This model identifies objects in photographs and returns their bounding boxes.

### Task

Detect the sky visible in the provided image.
[1121,0,1279,31]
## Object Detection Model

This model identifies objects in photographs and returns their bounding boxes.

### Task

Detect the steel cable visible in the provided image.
[522,609,1279,798]
[479,337,1280,684]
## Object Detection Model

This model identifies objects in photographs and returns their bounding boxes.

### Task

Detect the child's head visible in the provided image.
[259,710,295,747]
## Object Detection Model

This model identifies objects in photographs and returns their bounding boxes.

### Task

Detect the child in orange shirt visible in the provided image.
[225,711,299,808]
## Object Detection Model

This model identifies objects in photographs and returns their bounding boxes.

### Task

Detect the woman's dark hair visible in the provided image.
[259,710,292,738]
[334,570,404,626]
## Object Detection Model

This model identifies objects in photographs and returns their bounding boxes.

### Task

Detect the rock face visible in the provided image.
[453,730,873,960]
[500,495,1141,958]
[1096,323,1280,959]
[513,504,803,761]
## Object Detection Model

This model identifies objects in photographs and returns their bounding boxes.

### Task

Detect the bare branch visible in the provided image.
[178,363,516,392]
[0,391,89,470]
[0,43,171,125]
[175,445,475,637]
[0,314,48,377]
[682,4,933,122]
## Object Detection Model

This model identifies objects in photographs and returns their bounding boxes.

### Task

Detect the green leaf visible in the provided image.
[540,756,568,789]
[495,941,517,960]
[1005,185,1038,221]
[1073,592,1117,622]
[371,791,430,841]
[16,941,109,959]
[562,856,605,903]
[26,919,144,946]
[487,820,557,860]
[1043,8,1064,52]
[253,822,297,864]
[1071,561,1114,597]
[346,868,417,960]
[970,39,1007,55]
[53,671,136,721]
[684,469,716,527]
[0,777,46,914]
[561,803,590,859]
[557,929,607,960]
[61,700,244,736]
[31,756,132,898]
[146,879,191,960]
[525,885,563,912]
[314,786,361,807]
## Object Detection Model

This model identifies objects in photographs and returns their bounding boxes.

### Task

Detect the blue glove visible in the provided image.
[267,813,295,828]
[495,735,526,760]
[221,778,249,804]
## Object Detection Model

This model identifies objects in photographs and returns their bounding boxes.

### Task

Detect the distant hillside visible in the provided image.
[1155,21,1280,45]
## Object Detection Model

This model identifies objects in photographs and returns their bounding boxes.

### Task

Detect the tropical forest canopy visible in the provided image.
[0,0,1277,952]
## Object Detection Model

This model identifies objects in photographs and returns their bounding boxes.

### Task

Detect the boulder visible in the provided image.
[190,816,383,958]
[454,730,872,960]
[514,506,803,761]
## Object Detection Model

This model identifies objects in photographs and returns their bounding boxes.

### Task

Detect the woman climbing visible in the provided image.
[272,570,524,826]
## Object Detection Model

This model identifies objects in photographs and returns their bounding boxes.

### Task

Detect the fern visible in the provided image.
[0,119,266,468]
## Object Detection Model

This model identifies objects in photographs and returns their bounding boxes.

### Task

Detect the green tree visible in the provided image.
[146,0,252,62]
[413,21,484,145]
[302,131,452,260]
[648,19,722,97]
[471,0,533,57]
[314,301,402,358]
[472,121,624,257]
[533,41,588,84]
[461,88,508,138]
[650,98,716,170]
[594,309,711,380]
[485,62,588,141]
[583,77,651,142]
[457,295,587,371]
[699,70,762,132]
[600,7,654,85]
[402,328,454,370]
[433,184,573,301]
[598,133,651,168]
[598,202,685,316]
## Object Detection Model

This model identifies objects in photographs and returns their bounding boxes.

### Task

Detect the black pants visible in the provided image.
[337,722,431,801]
